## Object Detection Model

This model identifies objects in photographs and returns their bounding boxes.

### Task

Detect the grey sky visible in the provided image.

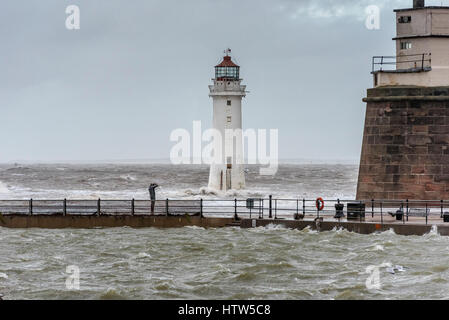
[1,0,447,163]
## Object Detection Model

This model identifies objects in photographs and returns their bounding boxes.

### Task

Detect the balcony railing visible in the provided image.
[372,53,431,73]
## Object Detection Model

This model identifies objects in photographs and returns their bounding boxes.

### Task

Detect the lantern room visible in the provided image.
[215,55,240,80]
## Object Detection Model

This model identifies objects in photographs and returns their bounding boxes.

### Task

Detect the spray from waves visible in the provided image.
[120,175,137,182]
[0,181,10,194]
[0,163,358,200]
[164,187,266,199]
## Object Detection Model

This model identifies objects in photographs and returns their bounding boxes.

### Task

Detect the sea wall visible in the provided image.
[240,218,449,236]
[0,214,234,229]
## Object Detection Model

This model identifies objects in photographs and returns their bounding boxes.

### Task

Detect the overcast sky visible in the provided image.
[1,0,448,163]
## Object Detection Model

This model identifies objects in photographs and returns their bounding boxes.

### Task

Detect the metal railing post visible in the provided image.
[269,195,272,219]
[200,198,203,218]
[401,201,404,224]
[63,198,67,216]
[97,198,101,216]
[29,198,33,216]
[234,198,238,220]
[406,199,409,222]
[360,200,363,222]
[303,199,305,216]
[296,199,299,219]
[166,199,169,217]
[131,198,135,216]
[380,202,383,225]
[441,200,443,219]
[371,199,374,218]
[426,202,428,225]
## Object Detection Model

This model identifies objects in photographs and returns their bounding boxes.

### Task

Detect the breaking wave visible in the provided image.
[0,163,358,200]
[0,181,10,194]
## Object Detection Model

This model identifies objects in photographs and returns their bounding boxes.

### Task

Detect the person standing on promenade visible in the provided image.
[148,183,159,215]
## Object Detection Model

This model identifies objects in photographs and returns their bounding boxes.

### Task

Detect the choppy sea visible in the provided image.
[1,164,448,300]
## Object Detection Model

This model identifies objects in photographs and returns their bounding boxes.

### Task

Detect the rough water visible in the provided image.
[0,163,358,200]
[2,225,449,300]
[1,164,448,300]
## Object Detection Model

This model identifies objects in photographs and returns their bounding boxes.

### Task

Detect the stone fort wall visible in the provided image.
[356,86,449,200]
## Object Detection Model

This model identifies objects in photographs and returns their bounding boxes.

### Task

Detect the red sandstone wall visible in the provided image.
[357,87,449,200]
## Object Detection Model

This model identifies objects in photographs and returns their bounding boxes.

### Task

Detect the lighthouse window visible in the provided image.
[400,42,412,50]
[227,116,232,123]
[398,16,411,23]
[227,100,232,106]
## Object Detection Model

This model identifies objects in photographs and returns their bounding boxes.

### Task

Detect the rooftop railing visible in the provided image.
[372,53,431,72]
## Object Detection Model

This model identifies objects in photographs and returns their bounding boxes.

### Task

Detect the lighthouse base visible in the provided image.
[208,164,245,191]
[357,86,449,200]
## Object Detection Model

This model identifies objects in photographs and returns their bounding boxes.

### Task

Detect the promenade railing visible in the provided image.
[0,198,448,225]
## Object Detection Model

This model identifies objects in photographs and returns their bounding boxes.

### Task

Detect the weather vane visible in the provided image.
[224,48,231,56]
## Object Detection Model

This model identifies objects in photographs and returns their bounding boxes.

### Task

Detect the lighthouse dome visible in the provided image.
[215,55,240,80]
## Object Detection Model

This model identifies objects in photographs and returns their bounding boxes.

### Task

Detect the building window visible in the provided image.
[398,16,412,23]
[227,116,232,123]
[400,42,412,50]
[227,100,231,106]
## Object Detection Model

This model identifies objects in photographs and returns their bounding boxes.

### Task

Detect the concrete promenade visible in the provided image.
[1,213,449,236]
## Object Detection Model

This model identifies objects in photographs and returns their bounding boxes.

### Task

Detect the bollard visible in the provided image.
[314,217,323,232]
[295,199,300,220]
[334,200,344,219]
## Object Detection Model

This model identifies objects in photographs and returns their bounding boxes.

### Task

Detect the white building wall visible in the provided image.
[374,7,449,87]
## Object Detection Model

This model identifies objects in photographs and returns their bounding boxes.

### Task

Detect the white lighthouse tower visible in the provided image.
[208,49,246,191]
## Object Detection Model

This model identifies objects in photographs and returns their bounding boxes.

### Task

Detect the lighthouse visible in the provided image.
[357,0,449,200]
[208,49,247,191]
